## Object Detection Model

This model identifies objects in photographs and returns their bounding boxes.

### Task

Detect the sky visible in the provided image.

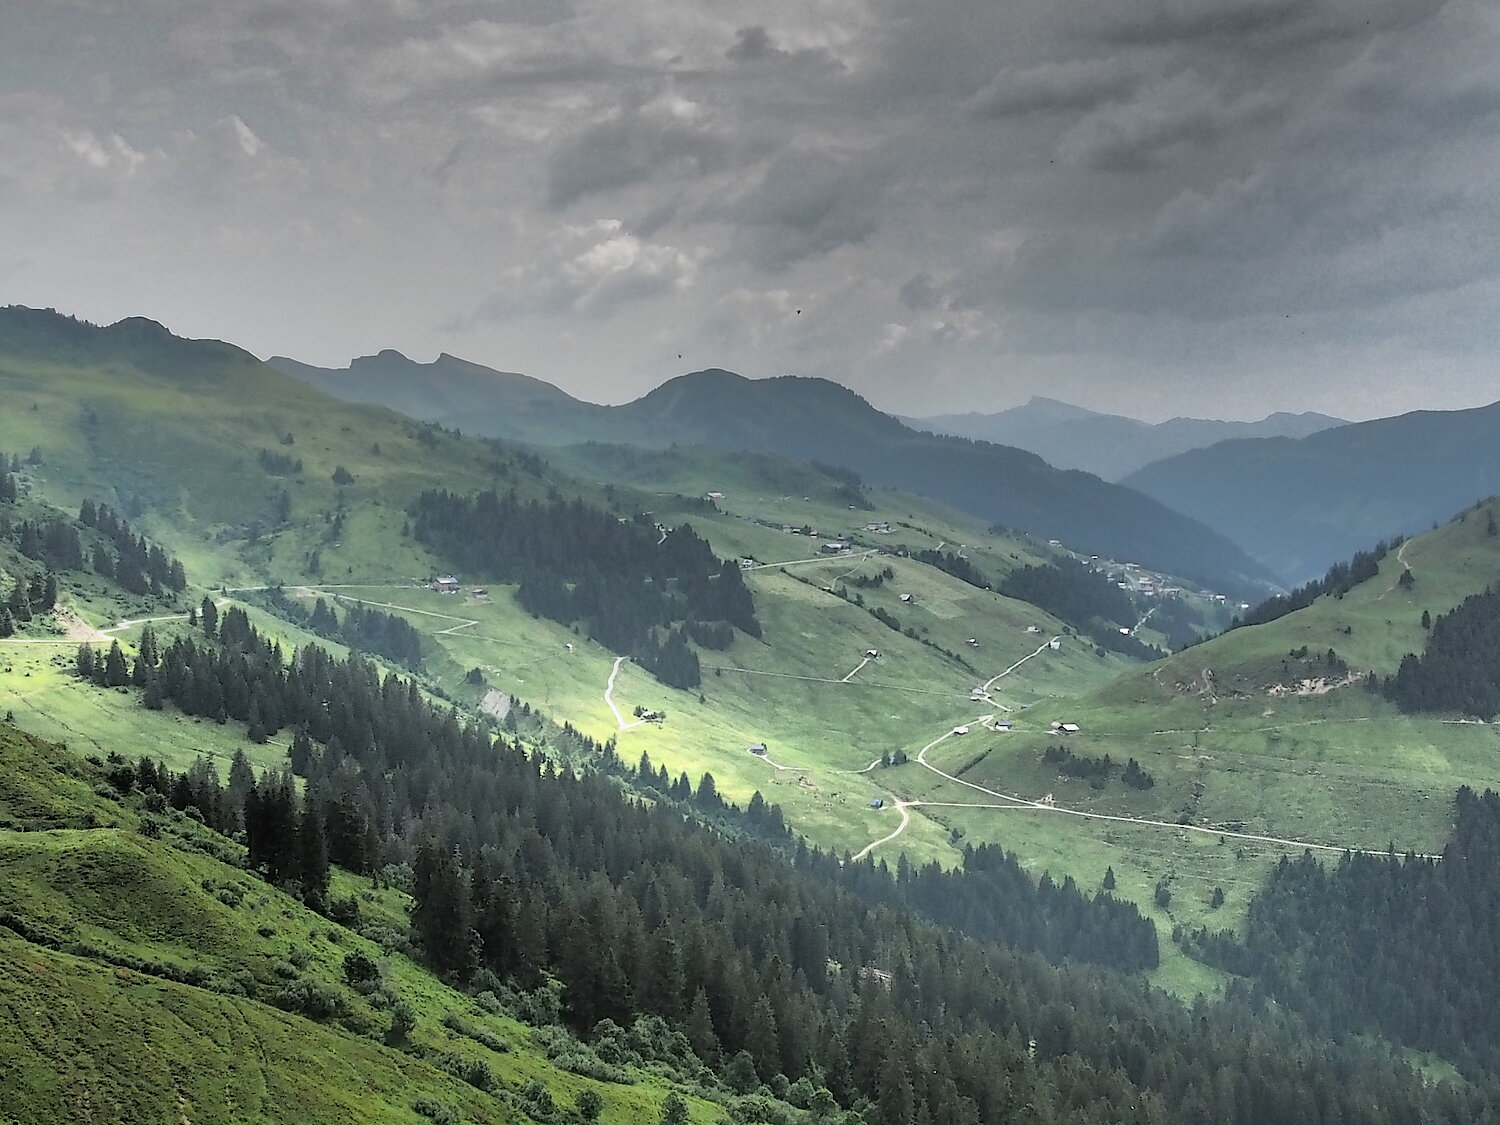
[2,0,1499,423]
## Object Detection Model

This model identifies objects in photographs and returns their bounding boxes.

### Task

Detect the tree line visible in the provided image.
[409,489,761,688]
[251,587,426,670]
[1184,787,1500,1080]
[1380,583,1500,718]
[1230,539,1397,630]
[999,559,1161,659]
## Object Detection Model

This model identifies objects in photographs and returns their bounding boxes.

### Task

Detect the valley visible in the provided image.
[6,307,1500,1121]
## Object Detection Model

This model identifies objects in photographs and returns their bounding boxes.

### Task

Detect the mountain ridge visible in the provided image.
[269,351,1279,594]
[1122,400,1500,583]
[905,397,1347,480]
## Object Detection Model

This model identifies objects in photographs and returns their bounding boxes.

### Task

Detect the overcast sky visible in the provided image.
[2,0,1498,421]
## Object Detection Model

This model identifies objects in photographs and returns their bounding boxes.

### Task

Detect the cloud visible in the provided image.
[727,26,784,63]
[459,219,702,323]
[725,149,888,269]
[546,87,733,209]
[4,0,1500,420]
[967,59,1137,118]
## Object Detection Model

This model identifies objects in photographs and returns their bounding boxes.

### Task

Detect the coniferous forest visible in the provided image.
[1186,787,1500,1080]
[997,559,1159,658]
[1382,584,1500,718]
[409,490,760,687]
[65,606,1500,1125]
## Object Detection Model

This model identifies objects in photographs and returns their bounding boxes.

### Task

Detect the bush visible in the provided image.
[389,1000,417,1040]
[474,990,503,1015]
[433,1052,496,1092]
[271,979,348,1020]
[342,950,380,986]
[575,1088,604,1123]
[518,1079,557,1122]
[442,1012,510,1054]
[412,1096,459,1124]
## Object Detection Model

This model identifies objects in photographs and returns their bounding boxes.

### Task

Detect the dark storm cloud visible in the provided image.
[546,94,734,209]
[723,150,889,270]
[5,0,1500,418]
[726,26,785,63]
[966,59,1138,118]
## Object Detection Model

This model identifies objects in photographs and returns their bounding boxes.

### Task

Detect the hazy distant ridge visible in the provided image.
[1122,402,1500,583]
[906,397,1347,481]
[271,353,1278,593]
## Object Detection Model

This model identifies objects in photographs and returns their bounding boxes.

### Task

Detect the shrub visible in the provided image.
[272,979,348,1020]
[342,950,380,986]
[442,1012,510,1054]
[433,1052,496,1092]
[412,1096,459,1124]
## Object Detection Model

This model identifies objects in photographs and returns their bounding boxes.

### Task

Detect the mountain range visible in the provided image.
[905,397,1347,481]
[1121,401,1500,583]
[269,352,1276,594]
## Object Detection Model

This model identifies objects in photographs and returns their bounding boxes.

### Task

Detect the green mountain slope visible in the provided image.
[0,725,711,1125]
[1122,400,1500,583]
[906,397,1346,481]
[269,352,1279,595]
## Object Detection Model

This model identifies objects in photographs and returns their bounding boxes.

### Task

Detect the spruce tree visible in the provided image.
[102,641,129,687]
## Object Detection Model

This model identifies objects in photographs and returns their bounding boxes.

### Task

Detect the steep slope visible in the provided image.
[909,397,1346,481]
[270,349,1278,593]
[0,725,705,1125]
[1123,400,1500,583]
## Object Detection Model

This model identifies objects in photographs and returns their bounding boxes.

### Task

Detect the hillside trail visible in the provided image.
[0,599,231,646]
[1379,538,1416,597]
[604,656,648,732]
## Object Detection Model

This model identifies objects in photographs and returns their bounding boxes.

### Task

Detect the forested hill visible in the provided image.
[533,371,1280,596]
[1188,787,1500,1080]
[409,489,761,689]
[270,350,1279,595]
[46,603,1500,1125]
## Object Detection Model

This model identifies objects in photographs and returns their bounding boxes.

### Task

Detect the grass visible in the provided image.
[0,722,728,1124]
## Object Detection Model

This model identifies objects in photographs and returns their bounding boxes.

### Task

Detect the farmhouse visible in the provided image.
[747,743,768,755]
[432,575,460,594]
[820,540,850,554]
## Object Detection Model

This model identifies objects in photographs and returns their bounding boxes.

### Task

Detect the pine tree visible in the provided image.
[102,641,129,688]
[686,986,721,1064]
[299,801,330,897]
